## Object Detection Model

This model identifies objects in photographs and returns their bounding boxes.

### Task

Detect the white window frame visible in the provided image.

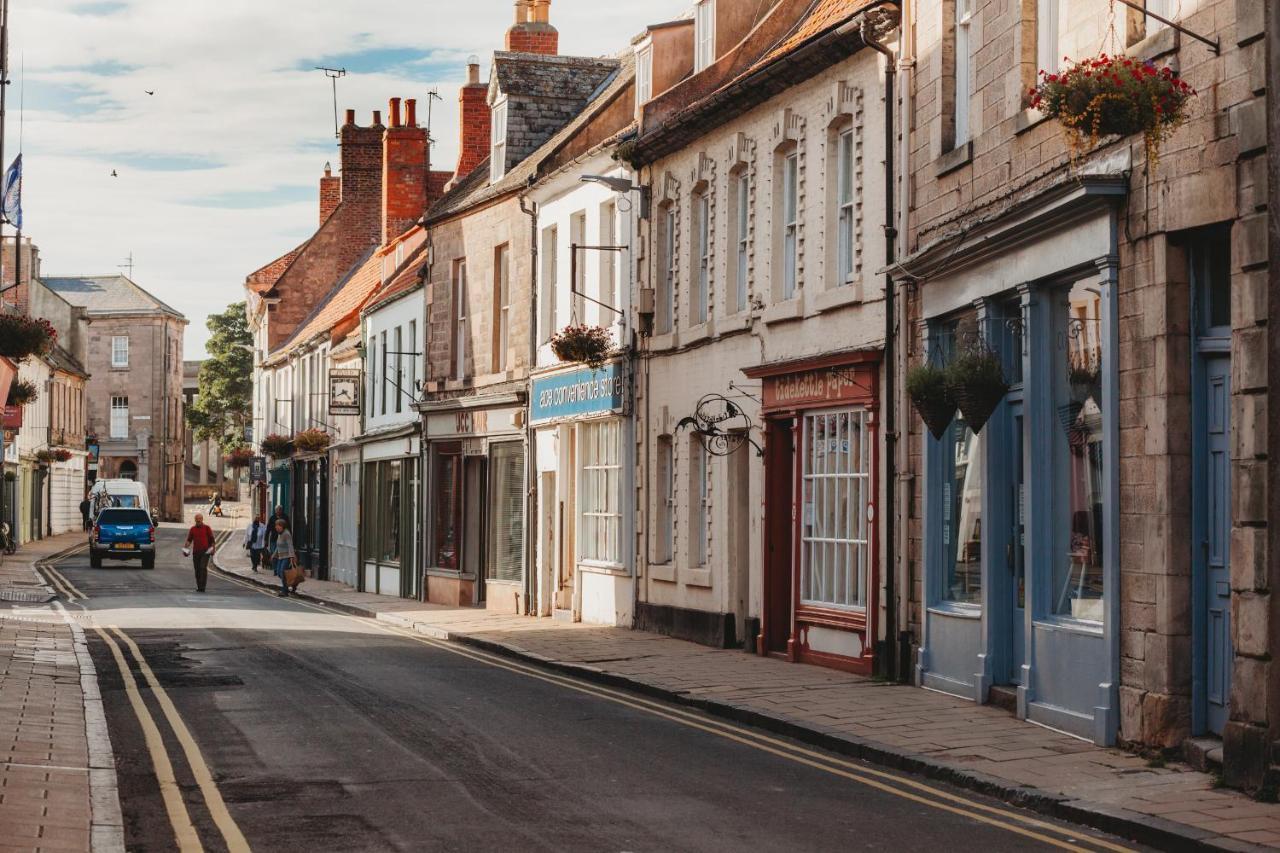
[694,0,715,72]
[655,435,674,563]
[782,151,799,299]
[490,98,508,183]
[836,127,856,286]
[1144,0,1170,36]
[955,0,974,146]
[694,190,710,324]
[570,210,587,322]
[1037,0,1060,77]
[577,419,622,566]
[111,335,129,368]
[689,437,709,566]
[636,43,653,104]
[453,260,468,382]
[541,225,558,343]
[799,408,871,611]
[393,326,403,414]
[408,320,418,396]
[599,200,617,321]
[110,395,129,439]
[734,171,749,312]
[660,205,676,333]
[495,244,510,372]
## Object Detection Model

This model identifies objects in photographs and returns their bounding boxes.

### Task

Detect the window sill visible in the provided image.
[1033,615,1105,637]
[682,566,712,588]
[683,318,715,345]
[484,578,521,587]
[811,281,866,314]
[927,602,982,619]
[648,561,676,583]
[1126,25,1178,63]
[578,561,629,577]
[425,567,463,578]
[649,329,679,351]
[1014,108,1049,136]
[934,140,973,177]
[762,296,804,326]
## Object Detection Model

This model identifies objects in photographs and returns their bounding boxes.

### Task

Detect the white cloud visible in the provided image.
[12,0,681,357]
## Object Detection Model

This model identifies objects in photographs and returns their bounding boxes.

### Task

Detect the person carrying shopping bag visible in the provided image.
[269,518,299,597]
[243,512,267,572]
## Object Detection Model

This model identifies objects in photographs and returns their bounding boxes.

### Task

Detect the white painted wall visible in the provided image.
[362,290,425,434]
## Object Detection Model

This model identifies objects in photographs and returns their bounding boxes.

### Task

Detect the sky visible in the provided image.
[12,0,683,358]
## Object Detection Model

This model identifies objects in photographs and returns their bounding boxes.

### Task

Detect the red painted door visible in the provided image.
[762,417,794,654]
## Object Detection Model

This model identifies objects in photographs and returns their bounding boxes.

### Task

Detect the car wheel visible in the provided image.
[90,551,102,569]
[142,555,155,570]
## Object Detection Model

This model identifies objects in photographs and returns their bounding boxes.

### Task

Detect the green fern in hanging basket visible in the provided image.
[906,363,956,440]
[5,379,38,407]
[551,324,614,369]
[946,348,1010,434]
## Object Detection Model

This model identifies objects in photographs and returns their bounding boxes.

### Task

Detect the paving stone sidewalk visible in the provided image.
[0,534,123,853]
[213,537,1280,851]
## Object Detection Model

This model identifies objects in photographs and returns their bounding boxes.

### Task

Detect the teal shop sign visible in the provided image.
[530,361,625,425]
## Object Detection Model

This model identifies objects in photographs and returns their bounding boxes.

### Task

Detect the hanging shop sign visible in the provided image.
[250,456,268,483]
[529,360,626,425]
[329,368,361,416]
[748,352,881,413]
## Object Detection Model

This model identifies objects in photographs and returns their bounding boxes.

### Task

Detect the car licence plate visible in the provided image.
[115,543,136,550]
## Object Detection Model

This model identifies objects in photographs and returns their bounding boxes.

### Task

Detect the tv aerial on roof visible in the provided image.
[315,67,347,139]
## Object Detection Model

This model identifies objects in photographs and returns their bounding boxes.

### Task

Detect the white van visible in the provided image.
[88,479,152,521]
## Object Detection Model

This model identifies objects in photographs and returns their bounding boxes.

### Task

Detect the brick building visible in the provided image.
[896,0,1271,779]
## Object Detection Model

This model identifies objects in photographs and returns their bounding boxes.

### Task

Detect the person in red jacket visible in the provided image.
[184,512,216,593]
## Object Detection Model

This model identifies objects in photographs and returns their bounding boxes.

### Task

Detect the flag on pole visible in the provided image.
[1,155,22,230]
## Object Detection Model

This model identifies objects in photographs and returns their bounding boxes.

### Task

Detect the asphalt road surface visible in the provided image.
[49,522,1142,852]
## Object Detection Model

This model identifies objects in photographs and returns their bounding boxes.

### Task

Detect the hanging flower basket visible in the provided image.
[34,449,53,464]
[1030,54,1195,164]
[906,363,956,440]
[224,446,254,469]
[0,314,57,362]
[550,324,613,369]
[5,378,38,407]
[259,433,295,458]
[946,348,1009,435]
[292,428,332,453]
[52,448,73,462]
[3,470,13,482]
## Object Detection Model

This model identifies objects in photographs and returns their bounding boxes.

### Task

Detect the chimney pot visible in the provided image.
[344,108,356,126]
[405,98,417,127]
[372,109,382,126]
[324,161,332,176]
[466,61,480,85]
[389,97,402,128]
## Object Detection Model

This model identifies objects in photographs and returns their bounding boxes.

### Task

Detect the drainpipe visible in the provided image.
[858,16,900,680]
[519,191,539,617]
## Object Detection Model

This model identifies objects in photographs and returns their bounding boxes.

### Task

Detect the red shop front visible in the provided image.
[745,350,880,674]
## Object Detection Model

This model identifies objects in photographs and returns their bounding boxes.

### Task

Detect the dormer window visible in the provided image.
[490,98,508,183]
[694,0,715,72]
[636,43,653,104]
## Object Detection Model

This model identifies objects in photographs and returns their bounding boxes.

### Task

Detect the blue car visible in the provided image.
[90,507,156,569]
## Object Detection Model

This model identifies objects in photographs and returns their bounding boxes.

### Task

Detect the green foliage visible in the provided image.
[186,302,253,453]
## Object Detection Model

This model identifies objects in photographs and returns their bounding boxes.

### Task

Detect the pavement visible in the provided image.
[207,513,1280,852]
[0,531,124,853]
[48,518,1138,851]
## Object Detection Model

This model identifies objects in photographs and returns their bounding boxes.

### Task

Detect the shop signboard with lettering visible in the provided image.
[529,361,626,425]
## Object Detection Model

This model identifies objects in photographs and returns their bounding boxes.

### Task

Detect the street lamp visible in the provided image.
[579,174,650,219]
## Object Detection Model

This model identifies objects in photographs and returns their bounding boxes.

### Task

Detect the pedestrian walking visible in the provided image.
[79,495,91,531]
[184,512,216,593]
[269,518,296,597]
[243,512,267,572]
[266,505,289,553]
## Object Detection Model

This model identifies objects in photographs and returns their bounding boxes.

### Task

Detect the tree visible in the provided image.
[187,302,253,453]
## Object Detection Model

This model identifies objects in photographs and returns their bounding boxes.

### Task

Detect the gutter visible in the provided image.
[519,193,539,616]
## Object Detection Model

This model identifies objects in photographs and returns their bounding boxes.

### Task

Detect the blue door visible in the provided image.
[1196,354,1231,735]
[1006,407,1026,682]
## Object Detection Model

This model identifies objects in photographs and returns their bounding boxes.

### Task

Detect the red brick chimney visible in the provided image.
[454,59,491,179]
[506,0,558,55]
[382,96,430,244]
[319,162,340,225]
[339,109,385,210]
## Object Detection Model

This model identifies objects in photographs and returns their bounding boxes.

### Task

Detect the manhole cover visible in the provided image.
[0,589,55,603]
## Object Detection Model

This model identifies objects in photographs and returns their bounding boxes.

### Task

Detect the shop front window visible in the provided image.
[579,420,621,565]
[488,443,524,582]
[941,415,982,604]
[1052,281,1105,621]
[382,460,401,564]
[433,449,460,569]
[799,409,869,610]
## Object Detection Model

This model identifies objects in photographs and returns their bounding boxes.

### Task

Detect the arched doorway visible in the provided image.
[117,460,138,480]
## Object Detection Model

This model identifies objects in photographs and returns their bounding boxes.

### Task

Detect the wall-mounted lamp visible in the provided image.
[579,174,650,219]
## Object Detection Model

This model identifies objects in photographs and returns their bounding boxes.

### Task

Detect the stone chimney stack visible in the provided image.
[505,0,558,55]
[382,96,430,244]
[319,162,340,225]
[454,59,491,179]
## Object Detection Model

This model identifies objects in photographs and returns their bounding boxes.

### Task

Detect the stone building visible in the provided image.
[43,274,185,520]
[416,12,618,611]
[181,360,233,502]
[896,0,1270,777]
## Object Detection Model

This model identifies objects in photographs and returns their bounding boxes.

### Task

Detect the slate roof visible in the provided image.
[427,51,633,224]
[491,52,618,100]
[263,248,382,365]
[42,275,185,319]
[45,345,88,379]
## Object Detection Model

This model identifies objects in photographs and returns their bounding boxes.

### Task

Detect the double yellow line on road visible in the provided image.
[213,569,1133,853]
[41,558,87,601]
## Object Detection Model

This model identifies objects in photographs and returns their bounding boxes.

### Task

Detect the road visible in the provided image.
[46,522,1141,852]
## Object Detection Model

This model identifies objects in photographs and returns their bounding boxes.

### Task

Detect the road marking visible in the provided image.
[210,570,1129,852]
[39,565,82,600]
[109,626,251,853]
[91,625,203,853]
[45,564,87,599]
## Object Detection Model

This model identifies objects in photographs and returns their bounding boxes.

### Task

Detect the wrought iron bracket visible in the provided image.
[1112,0,1219,54]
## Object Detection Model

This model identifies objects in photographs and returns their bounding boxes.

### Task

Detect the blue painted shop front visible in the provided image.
[914,185,1123,745]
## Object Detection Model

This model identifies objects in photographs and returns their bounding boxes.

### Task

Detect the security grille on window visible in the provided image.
[836,128,857,285]
[579,420,621,564]
[782,152,799,298]
[110,396,129,439]
[694,191,710,324]
[490,100,508,183]
[111,336,129,368]
[800,409,870,609]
